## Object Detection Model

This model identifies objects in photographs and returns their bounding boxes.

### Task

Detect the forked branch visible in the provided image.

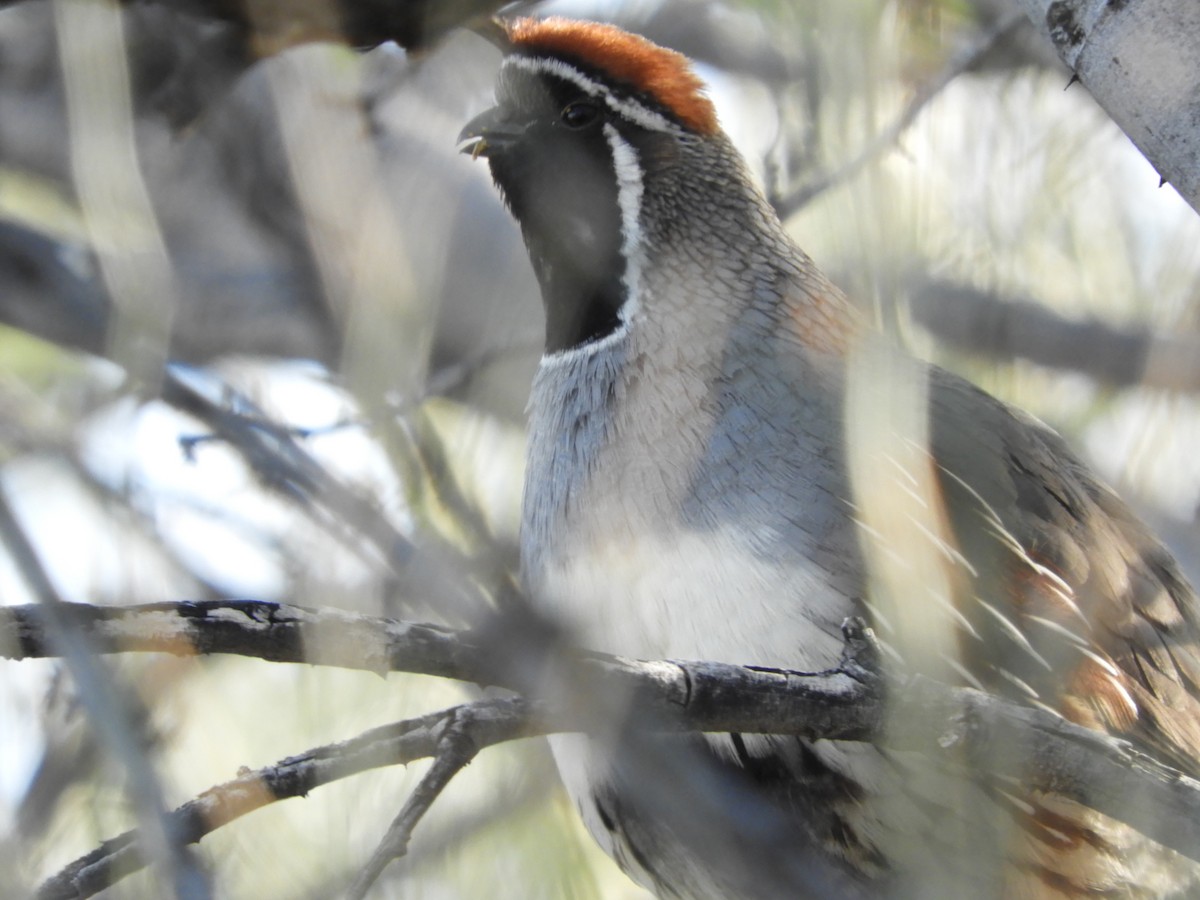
[35,698,538,900]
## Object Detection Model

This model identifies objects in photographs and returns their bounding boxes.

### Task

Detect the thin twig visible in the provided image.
[35,698,536,900]
[400,338,542,411]
[162,367,497,623]
[772,12,1025,219]
[163,368,414,565]
[345,707,483,899]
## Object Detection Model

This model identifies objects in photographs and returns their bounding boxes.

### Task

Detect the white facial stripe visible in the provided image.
[539,125,646,370]
[504,55,677,134]
[538,320,631,369]
[604,124,645,325]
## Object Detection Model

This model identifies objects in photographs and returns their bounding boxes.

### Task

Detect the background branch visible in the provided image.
[910,279,1200,391]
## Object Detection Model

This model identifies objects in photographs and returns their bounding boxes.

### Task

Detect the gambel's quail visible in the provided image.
[459,17,1200,899]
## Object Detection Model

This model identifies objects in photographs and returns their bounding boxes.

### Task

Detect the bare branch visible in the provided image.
[772,12,1025,219]
[160,368,508,622]
[1016,0,1200,214]
[0,599,478,678]
[910,279,1200,391]
[345,705,485,899]
[35,698,537,900]
[7,600,1200,872]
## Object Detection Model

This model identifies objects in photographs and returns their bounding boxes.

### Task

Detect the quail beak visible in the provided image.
[459,135,488,160]
[457,106,523,161]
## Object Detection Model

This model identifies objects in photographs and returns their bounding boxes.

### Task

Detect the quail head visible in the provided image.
[459,17,1200,899]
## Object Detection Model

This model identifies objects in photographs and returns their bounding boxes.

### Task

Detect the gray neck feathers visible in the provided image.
[520,131,852,588]
[522,339,632,576]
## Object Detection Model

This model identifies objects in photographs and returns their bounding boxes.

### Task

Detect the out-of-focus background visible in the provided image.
[0,0,1198,896]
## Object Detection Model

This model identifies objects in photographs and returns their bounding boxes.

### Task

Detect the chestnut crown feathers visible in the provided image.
[503,17,719,135]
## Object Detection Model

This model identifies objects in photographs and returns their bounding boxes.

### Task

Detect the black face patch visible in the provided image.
[482,65,630,354]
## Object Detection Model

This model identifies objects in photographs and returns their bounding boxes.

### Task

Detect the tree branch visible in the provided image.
[35,698,538,900]
[910,278,1200,391]
[160,368,509,623]
[344,704,487,900]
[1016,0,1200,215]
[7,600,1200,878]
[0,599,476,679]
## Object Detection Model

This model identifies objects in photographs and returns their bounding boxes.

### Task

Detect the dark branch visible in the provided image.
[0,599,476,678]
[7,599,1200,873]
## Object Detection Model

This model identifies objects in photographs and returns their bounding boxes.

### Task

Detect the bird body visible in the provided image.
[460,18,1200,898]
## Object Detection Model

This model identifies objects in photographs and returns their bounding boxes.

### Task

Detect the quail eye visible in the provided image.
[560,101,600,129]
